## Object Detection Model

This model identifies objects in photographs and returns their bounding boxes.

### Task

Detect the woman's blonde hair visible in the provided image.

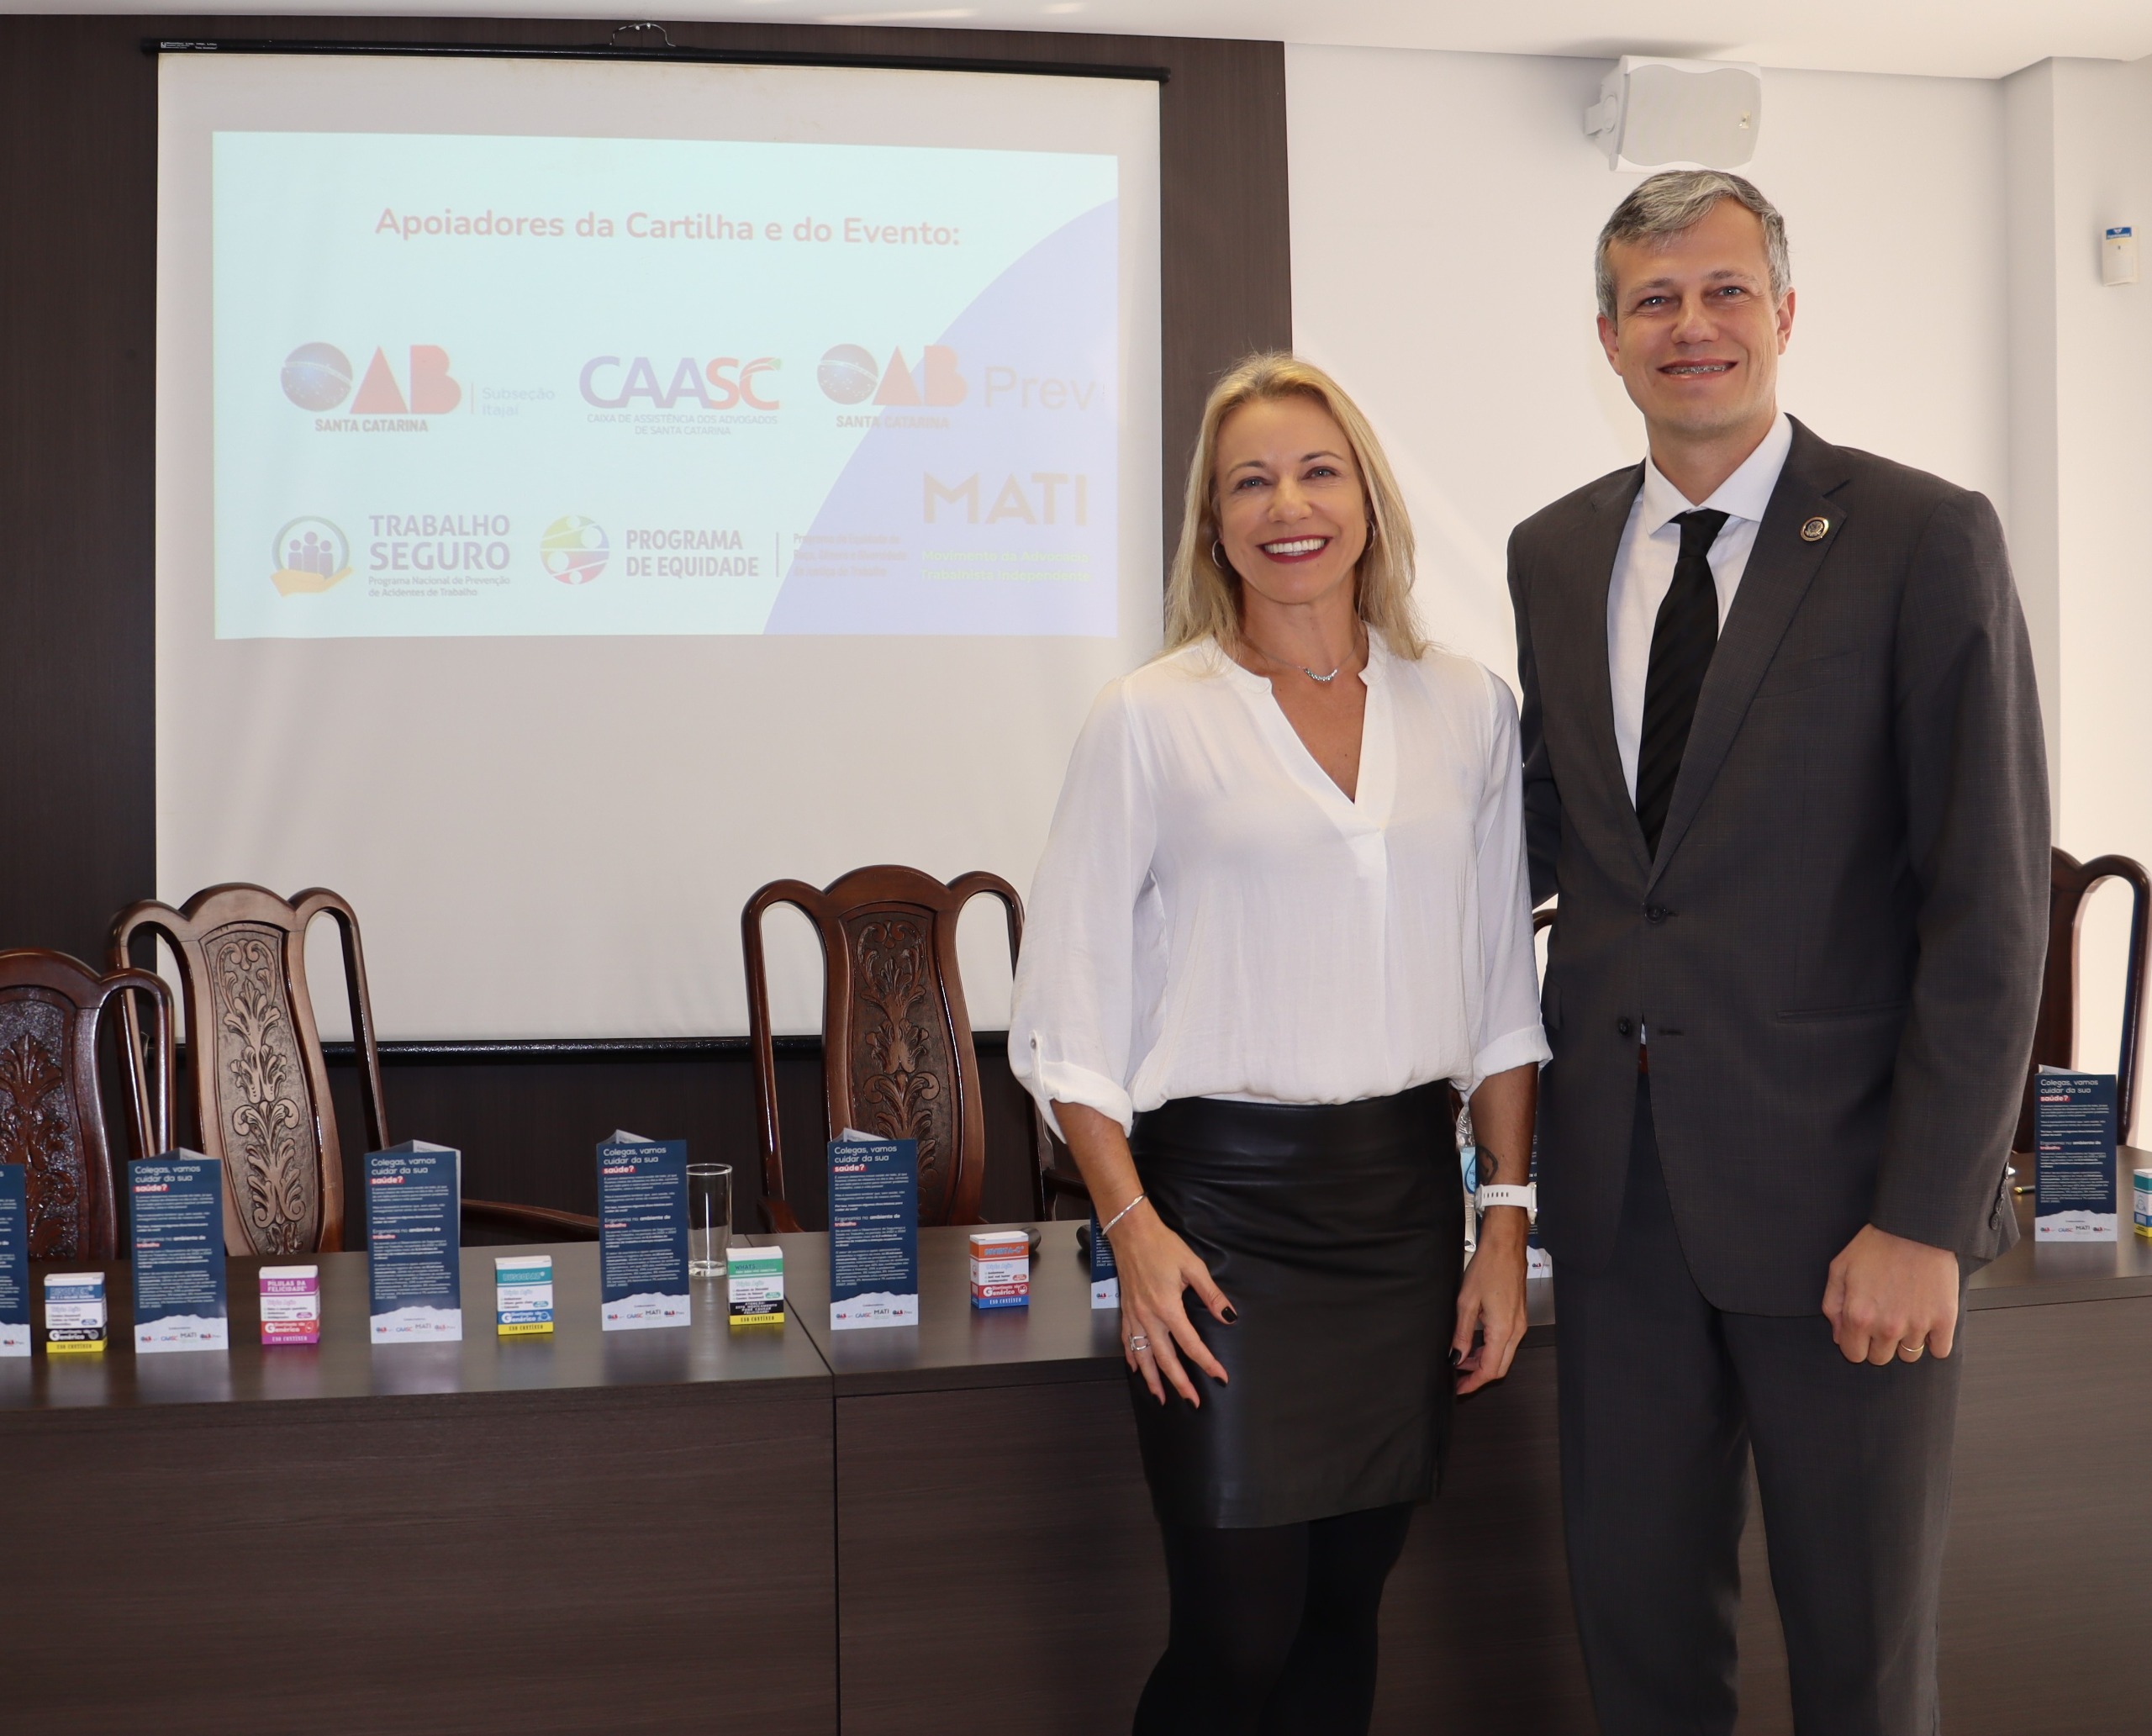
[1163,352,1424,659]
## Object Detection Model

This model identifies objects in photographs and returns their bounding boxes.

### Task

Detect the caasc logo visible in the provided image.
[818,344,966,408]
[281,343,462,415]
[541,516,609,584]
[271,517,352,596]
[579,356,780,411]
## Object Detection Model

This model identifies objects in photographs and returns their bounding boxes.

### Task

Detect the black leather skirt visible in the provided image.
[1127,1084,1462,1529]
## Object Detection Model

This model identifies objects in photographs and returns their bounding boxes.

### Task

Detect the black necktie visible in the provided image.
[1634,508,1729,857]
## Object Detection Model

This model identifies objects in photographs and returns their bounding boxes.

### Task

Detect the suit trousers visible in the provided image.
[1554,1081,1962,1736]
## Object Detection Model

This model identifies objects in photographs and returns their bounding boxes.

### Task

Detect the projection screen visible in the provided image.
[156,50,1162,1038]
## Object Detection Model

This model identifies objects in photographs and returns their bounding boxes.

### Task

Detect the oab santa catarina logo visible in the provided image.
[281,342,462,420]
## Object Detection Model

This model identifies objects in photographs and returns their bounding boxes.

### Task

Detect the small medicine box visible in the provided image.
[727,1246,783,1326]
[45,1271,107,1353]
[259,1264,321,1346]
[968,1230,1031,1310]
[495,1254,555,1336]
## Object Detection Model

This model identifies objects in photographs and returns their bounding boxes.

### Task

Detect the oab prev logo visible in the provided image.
[817,344,965,408]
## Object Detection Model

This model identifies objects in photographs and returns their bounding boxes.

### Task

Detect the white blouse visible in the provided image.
[1009,634,1550,1135]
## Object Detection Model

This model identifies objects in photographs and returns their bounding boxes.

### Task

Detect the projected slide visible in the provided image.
[213,132,1119,639]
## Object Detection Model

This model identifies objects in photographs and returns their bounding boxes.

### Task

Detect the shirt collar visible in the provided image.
[1637,411,1794,537]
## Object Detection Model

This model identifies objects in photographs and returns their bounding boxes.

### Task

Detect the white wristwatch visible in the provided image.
[1474,1184,1538,1221]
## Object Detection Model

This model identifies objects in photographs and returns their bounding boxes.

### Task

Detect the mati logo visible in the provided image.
[271,517,351,596]
[541,515,609,584]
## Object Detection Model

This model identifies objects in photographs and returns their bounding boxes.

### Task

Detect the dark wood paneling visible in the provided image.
[836,1377,1167,1735]
[1374,1347,1591,1730]
[0,20,159,970]
[1381,1346,1794,1733]
[312,1032,1047,1239]
[0,1381,836,1734]
[1938,1295,2152,1735]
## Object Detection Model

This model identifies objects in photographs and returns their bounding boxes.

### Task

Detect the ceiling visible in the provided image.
[20,0,2152,81]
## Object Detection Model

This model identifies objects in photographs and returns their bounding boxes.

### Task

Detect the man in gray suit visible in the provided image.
[1508,171,2048,1733]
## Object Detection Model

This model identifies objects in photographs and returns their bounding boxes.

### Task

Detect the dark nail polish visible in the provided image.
[1221,1306,1238,1325]
[1447,1347,1464,1368]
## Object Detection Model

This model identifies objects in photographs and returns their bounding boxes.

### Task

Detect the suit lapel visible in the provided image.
[1558,465,1653,885]
[1647,420,1853,888]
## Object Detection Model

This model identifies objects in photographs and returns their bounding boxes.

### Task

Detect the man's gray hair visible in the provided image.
[1595,171,1791,323]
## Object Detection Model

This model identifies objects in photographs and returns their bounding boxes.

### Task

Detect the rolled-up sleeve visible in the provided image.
[1458,667,1552,1094]
[1009,681,1158,1137]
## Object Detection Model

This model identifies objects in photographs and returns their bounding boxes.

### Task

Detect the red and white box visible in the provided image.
[260,1264,321,1346]
[968,1230,1031,1310]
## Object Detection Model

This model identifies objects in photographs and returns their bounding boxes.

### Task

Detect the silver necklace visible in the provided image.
[1247,637,1352,684]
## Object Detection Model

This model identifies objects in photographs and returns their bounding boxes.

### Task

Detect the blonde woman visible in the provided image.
[1009,354,1548,1733]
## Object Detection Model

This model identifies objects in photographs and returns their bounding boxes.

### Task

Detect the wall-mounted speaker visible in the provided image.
[1583,56,1763,171]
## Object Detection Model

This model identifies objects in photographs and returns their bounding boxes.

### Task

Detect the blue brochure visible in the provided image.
[2034,1069,2118,1242]
[1087,1205,1119,1311]
[829,1132,918,1330]
[596,1132,691,1332]
[129,1153,229,1353]
[0,1164,26,1357]
[366,1142,463,1341]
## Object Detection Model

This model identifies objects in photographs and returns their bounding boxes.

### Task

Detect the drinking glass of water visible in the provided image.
[687,1163,733,1278]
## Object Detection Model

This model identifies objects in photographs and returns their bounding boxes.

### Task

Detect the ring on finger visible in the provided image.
[1897,1341,1925,1360]
[1128,1332,1151,1353]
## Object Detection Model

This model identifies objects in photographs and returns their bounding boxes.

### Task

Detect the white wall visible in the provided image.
[1287,45,2152,1132]
[1284,46,2012,691]
[2007,55,2152,1111]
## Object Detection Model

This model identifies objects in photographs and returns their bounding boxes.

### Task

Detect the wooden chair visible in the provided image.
[744,865,1079,1232]
[0,949,172,1262]
[2015,848,2150,1151]
[112,884,595,1256]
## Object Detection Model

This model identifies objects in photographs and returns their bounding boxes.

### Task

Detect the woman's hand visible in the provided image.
[1453,1210,1528,1394]
[1050,1099,1233,1406]
[1453,1062,1538,1394]
[1111,1201,1234,1406]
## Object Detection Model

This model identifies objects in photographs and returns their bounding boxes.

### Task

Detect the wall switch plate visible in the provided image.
[2102,224,2139,286]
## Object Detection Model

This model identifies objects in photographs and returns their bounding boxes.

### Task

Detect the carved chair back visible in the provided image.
[744,866,1042,1232]
[112,885,386,1258]
[0,950,172,1261]
[2016,848,2150,1151]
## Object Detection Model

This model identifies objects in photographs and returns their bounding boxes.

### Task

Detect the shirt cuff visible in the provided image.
[1454,1022,1553,1099]
[1021,1056,1137,1141]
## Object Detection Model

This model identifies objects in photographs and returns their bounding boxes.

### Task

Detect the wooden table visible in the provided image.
[9,1152,2149,1735]
[0,1243,836,1736]
[767,1148,2152,1736]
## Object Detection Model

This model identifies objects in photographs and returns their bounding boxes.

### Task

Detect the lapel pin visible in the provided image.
[1800,516,1830,542]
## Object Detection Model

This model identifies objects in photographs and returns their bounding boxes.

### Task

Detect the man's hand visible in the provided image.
[1822,1224,1960,1365]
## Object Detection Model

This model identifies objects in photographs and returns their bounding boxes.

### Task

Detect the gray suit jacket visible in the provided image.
[1509,419,2049,1314]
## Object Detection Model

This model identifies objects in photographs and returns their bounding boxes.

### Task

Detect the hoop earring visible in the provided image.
[1211,539,1234,576]
[1365,519,1379,546]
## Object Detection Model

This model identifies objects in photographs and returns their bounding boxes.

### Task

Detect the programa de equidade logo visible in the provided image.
[271,517,351,596]
[540,516,609,585]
